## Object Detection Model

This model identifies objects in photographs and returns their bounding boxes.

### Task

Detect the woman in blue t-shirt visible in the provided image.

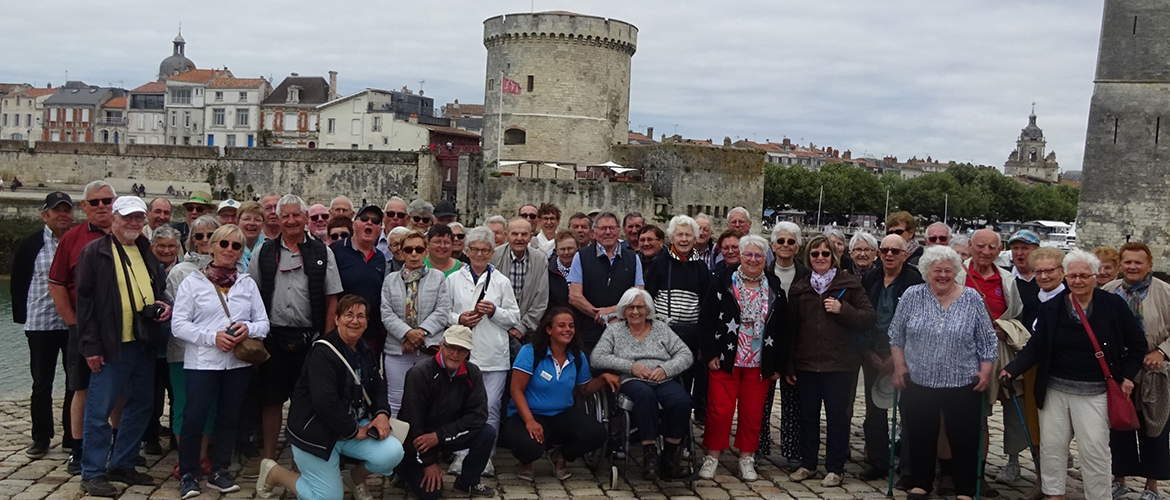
[505,307,617,481]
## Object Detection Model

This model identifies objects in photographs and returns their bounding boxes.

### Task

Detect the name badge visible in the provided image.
[540,371,553,381]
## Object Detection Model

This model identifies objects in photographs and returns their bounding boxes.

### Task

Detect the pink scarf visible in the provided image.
[203,263,238,289]
[810,268,836,296]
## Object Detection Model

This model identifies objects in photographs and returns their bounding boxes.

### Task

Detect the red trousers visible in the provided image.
[703,366,771,453]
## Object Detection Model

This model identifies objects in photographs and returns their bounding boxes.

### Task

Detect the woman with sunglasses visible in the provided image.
[785,235,875,487]
[407,199,434,233]
[171,224,270,497]
[380,230,451,416]
[768,221,809,468]
[449,222,470,264]
[328,217,353,243]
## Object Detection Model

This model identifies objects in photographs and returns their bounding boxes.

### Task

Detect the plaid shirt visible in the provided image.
[509,251,527,298]
[25,226,66,331]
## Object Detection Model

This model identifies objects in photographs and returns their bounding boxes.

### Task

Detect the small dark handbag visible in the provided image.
[206,274,270,365]
[1073,298,1141,431]
[114,240,158,345]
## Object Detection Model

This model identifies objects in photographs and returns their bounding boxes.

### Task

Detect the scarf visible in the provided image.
[203,262,238,289]
[1121,272,1153,331]
[401,267,427,329]
[811,268,837,296]
[556,258,571,277]
[904,238,921,259]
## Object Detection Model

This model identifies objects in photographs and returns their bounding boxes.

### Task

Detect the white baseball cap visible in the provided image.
[112,196,147,216]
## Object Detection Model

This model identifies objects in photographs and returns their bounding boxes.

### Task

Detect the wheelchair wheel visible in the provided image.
[581,392,607,469]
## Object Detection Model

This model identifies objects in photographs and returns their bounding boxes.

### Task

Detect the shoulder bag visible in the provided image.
[114,239,159,345]
[205,273,270,365]
[313,339,409,444]
[1072,298,1141,431]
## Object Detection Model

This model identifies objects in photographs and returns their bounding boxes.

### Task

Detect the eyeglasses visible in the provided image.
[775,238,797,246]
[808,250,833,259]
[851,247,876,253]
[330,232,350,241]
[540,216,559,222]
[402,246,427,254]
[626,305,647,311]
[879,247,904,255]
[596,225,618,232]
[1067,273,1095,282]
[217,240,243,250]
[412,216,431,224]
[519,213,538,219]
[86,197,114,206]
[887,228,906,236]
[309,214,329,222]
[186,205,207,213]
[466,247,493,255]
[452,233,466,240]
[341,311,367,321]
[386,211,407,219]
[928,236,949,243]
[1034,267,1061,276]
[193,232,213,241]
[741,252,766,261]
[358,214,381,225]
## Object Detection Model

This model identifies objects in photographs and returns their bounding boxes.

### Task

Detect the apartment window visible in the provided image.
[195,88,202,96]
[236,109,249,126]
[137,115,144,129]
[327,118,336,134]
[351,144,358,149]
[26,114,31,126]
[487,79,494,91]
[527,75,534,92]
[80,109,89,122]
[170,136,177,145]
[170,88,192,104]
[226,134,237,147]
[153,117,159,130]
[184,112,190,127]
[238,92,247,102]
[351,119,360,135]
[372,116,382,132]
[2,114,7,126]
[383,137,388,145]
[287,86,301,104]
[213,109,225,126]
[11,114,18,127]
[65,108,74,122]
[171,112,177,127]
[214,91,224,102]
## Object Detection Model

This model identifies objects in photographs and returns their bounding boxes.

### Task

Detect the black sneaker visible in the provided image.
[25,441,49,459]
[66,453,82,475]
[142,439,163,456]
[857,464,886,481]
[206,470,240,493]
[453,481,495,497]
[180,473,202,499]
[642,446,660,480]
[135,454,147,466]
[80,476,119,497]
[108,467,154,486]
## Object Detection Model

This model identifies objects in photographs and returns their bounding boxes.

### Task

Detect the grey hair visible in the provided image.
[330,196,353,210]
[384,196,406,211]
[728,206,750,220]
[464,226,495,249]
[150,225,179,244]
[927,221,952,237]
[666,215,701,240]
[772,221,802,246]
[849,231,879,251]
[739,234,769,255]
[823,228,846,243]
[276,194,307,217]
[407,199,434,217]
[448,222,465,232]
[615,287,656,320]
[1063,249,1101,275]
[694,213,710,225]
[83,180,116,198]
[950,235,970,248]
[186,215,222,252]
[484,215,506,227]
[388,226,412,238]
[919,245,964,275]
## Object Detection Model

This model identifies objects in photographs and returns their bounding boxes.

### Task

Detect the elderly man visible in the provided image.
[408,199,434,233]
[517,204,539,231]
[144,198,171,239]
[248,194,343,461]
[885,211,922,268]
[333,204,389,354]
[217,199,239,226]
[329,196,355,220]
[49,181,117,474]
[484,216,508,248]
[396,326,495,498]
[173,190,215,241]
[857,234,923,480]
[728,207,752,234]
[925,222,951,247]
[76,197,170,496]
[994,229,1042,484]
[377,196,409,262]
[307,204,330,241]
[259,193,282,241]
[533,203,561,255]
[621,212,644,250]
[434,200,458,225]
[567,212,644,352]
[568,212,594,249]
[693,214,717,269]
[491,217,550,348]
[12,192,76,459]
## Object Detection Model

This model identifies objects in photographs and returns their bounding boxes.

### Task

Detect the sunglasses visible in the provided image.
[386,211,407,219]
[808,250,833,259]
[775,238,797,246]
[330,232,350,241]
[193,232,214,241]
[217,240,243,250]
[402,246,427,254]
[358,214,381,225]
[412,216,431,224]
[309,214,329,222]
[519,213,538,219]
[928,236,949,243]
[186,205,207,213]
[880,248,904,255]
[86,197,114,206]
[453,233,466,240]
[887,228,906,236]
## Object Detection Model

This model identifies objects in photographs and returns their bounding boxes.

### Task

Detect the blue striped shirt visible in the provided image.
[888,284,998,388]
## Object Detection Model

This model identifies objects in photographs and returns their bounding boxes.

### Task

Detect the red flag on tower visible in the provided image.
[501,76,522,95]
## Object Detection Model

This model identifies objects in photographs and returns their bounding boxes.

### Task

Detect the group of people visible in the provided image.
[10,184,1169,500]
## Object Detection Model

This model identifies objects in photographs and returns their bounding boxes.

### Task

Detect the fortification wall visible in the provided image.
[612,143,765,225]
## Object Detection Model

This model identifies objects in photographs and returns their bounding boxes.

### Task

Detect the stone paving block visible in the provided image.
[12,492,49,500]
[694,487,730,499]
[566,487,603,497]
[145,488,178,500]
[41,489,81,500]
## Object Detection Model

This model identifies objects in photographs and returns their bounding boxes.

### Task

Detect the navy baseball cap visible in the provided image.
[43,192,73,210]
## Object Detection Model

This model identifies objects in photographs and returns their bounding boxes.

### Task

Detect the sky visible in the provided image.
[0,0,1104,171]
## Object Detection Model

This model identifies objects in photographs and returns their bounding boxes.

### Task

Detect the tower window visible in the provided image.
[504,128,526,145]
[527,75,534,92]
[1134,16,1139,35]
[1114,118,1119,144]
[1157,117,1161,145]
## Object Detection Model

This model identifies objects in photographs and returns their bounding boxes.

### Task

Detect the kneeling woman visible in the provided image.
[506,308,617,481]
[257,296,404,500]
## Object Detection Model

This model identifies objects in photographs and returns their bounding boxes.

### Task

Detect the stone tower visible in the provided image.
[1077,0,1170,268]
[482,11,637,168]
[1003,107,1059,182]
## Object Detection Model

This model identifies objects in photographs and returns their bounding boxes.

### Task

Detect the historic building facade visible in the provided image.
[1003,108,1059,183]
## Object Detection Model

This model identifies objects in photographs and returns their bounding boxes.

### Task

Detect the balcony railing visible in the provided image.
[97,117,126,126]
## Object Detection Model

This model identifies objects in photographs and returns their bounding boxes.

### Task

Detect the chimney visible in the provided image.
[328,71,338,101]
[843,150,852,160]
[647,126,653,138]
[723,136,732,147]
[408,113,418,124]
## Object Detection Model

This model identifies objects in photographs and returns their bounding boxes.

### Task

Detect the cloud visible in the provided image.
[0,0,1102,170]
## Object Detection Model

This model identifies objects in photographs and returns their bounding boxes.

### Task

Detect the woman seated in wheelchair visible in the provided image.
[506,307,617,482]
[591,288,694,480]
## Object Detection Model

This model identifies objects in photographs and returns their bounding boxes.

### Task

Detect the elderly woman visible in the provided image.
[385,226,411,274]
[769,221,810,468]
[1020,247,1067,331]
[151,225,181,274]
[1000,250,1145,500]
[824,228,855,272]
[407,199,434,233]
[235,201,265,270]
[485,215,508,248]
[257,296,404,500]
[327,216,352,243]
[698,234,791,481]
[592,288,693,480]
[1102,242,1170,500]
[1095,246,1121,287]
[889,245,998,500]
[950,235,972,263]
[506,308,614,482]
[449,222,468,263]
[772,222,810,294]
[711,228,745,277]
[171,225,270,496]
[548,230,577,308]
[786,235,875,486]
[847,232,879,280]
[381,230,451,416]
[445,227,521,477]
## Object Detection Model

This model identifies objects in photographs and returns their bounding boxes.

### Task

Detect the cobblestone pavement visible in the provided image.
[0,391,1149,500]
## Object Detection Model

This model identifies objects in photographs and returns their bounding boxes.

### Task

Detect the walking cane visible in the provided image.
[975,391,988,500]
[1006,382,1041,471]
[887,389,899,498]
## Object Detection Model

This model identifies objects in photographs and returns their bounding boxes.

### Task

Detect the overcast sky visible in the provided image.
[1,0,1103,171]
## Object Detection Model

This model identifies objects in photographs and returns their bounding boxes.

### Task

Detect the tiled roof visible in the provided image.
[628,131,653,142]
[209,78,268,89]
[131,82,167,93]
[103,97,127,108]
[168,69,225,84]
[421,124,480,139]
[19,87,59,98]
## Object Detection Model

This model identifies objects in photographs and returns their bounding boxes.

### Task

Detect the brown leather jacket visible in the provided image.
[787,271,876,373]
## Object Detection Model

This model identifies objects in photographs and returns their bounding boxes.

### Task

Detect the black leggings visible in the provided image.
[504,407,605,464]
[902,382,983,497]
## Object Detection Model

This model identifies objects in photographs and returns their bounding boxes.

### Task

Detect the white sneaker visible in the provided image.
[739,456,758,481]
[481,459,495,478]
[821,472,842,487]
[699,455,718,480]
[449,453,465,476]
[995,461,1020,484]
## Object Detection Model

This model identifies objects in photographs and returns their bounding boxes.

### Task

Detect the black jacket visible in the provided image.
[285,330,391,460]
[860,264,924,354]
[397,353,488,466]
[1004,288,1147,408]
[11,227,46,324]
[76,233,167,360]
[547,256,570,309]
[699,267,793,378]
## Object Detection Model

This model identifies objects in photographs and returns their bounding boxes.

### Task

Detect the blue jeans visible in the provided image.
[82,341,155,479]
[180,367,251,477]
[290,420,405,500]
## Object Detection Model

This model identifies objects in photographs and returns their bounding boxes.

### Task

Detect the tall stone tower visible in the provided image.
[482,12,637,168]
[1077,1,1170,268]
[1003,107,1059,182]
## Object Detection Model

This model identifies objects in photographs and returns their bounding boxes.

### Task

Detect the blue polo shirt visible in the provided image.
[507,344,591,417]
[330,239,387,341]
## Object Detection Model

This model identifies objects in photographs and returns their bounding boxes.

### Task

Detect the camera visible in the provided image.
[139,304,165,320]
